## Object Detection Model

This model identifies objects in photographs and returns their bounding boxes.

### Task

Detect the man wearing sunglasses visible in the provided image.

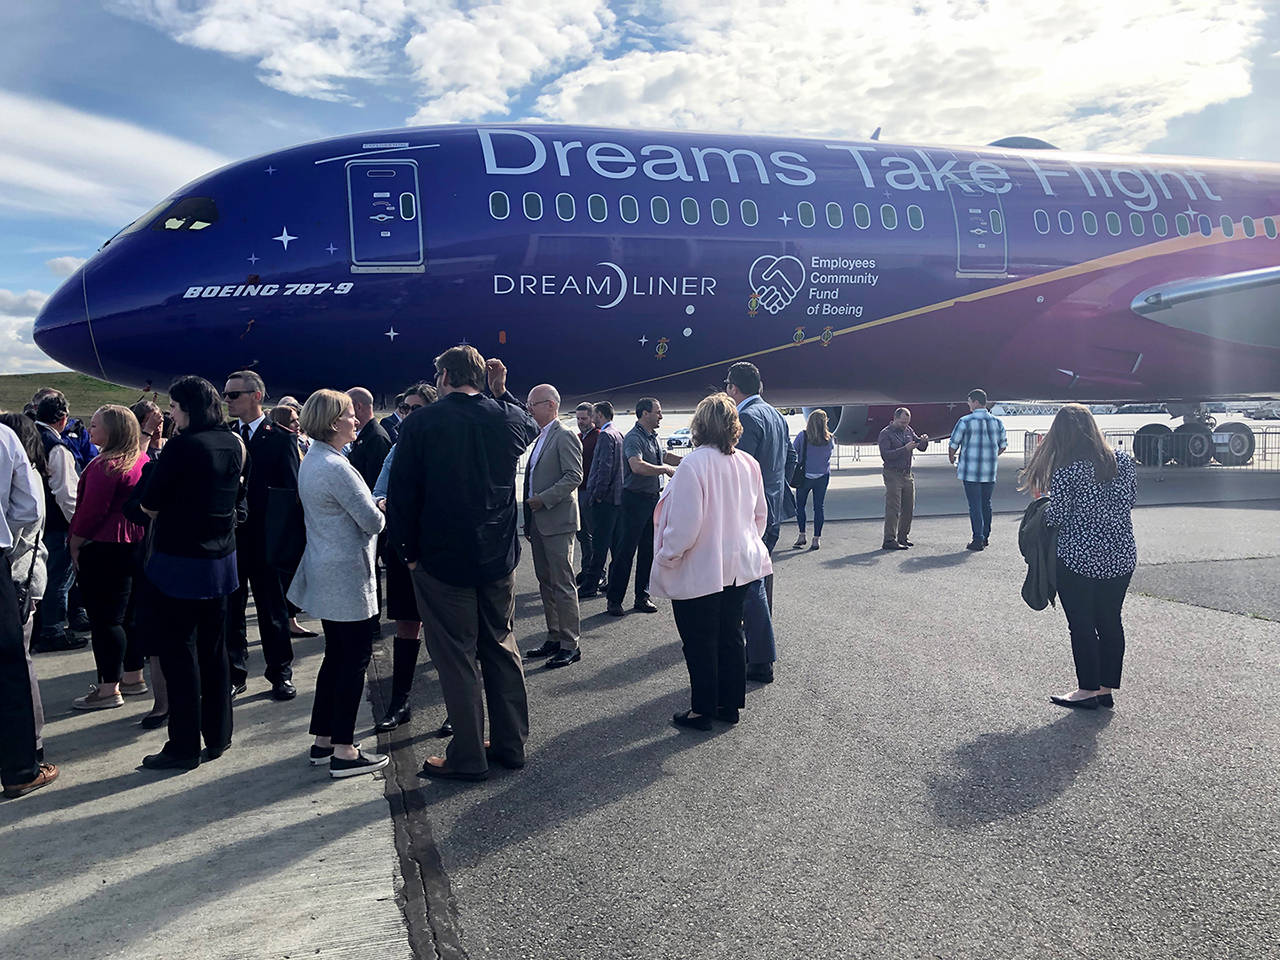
[380,395,406,444]
[223,370,300,701]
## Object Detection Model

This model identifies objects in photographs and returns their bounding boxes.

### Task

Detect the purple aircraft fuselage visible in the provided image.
[33,124,1280,418]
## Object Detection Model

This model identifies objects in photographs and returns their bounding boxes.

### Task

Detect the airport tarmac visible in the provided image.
[3,489,1278,959]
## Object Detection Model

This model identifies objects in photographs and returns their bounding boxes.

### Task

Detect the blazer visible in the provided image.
[524,419,583,537]
[379,412,401,444]
[1018,496,1059,611]
[288,442,385,621]
[649,446,772,601]
[387,390,539,587]
[584,423,624,505]
[349,418,393,491]
[239,419,300,550]
[141,426,246,560]
[736,396,797,536]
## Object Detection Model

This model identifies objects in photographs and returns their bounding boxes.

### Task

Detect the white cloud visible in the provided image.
[0,290,65,375]
[0,90,231,229]
[46,257,87,279]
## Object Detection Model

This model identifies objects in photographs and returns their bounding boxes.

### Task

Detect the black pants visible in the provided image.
[226,554,294,684]
[607,490,658,605]
[309,617,378,745]
[575,495,593,574]
[582,500,622,590]
[672,585,749,716]
[0,554,39,788]
[155,592,232,761]
[121,555,152,673]
[79,541,134,684]
[1056,559,1132,690]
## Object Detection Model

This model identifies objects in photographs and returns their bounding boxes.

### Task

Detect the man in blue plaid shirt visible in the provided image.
[948,388,1006,551]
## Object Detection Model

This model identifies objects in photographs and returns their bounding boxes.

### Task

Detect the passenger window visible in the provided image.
[1106,211,1122,236]
[797,202,816,228]
[681,197,699,225]
[1033,209,1050,235]
[651,197,669,224]
[619,195,639,224]
[1058,210,1075,235]
[523,192,542,220]
[488,191,509,220]
[990,209,1003,234]
[826,202,844,228]
[555,193,575,222]
[1152,212,1168,237]
[853,203,871,229]
[740,199,759,226]
[1175,213,1190,236]
[711,198,729,226]
[1220,215,1234,238]
[907,204,924,230]
[1082,211,1098,235]
[1265,217,1278,239]
[588,194,607,223]
[1129,212,1145,237]
[880,204,897,229]
[1242,216,1255,238]
[1199,215,1213,237]
[154,196,219,232]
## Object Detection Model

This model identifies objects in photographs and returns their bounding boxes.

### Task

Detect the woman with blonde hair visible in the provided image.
[68,404,148,710]
[650,393,771,730]
[792,409,834,550]
[289,389,388,777]
[1020,403,1137,710]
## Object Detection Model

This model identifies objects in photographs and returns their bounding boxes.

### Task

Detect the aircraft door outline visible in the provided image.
[346,160,426,273]
[947,180,1008,278]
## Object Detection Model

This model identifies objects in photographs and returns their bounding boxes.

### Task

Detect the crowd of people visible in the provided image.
[0,350,1138,798]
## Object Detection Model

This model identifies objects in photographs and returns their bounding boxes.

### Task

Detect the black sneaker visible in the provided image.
[330,750,389,779]
[966,540,985,551]
[310,742,360,765]
[32,629,89,653]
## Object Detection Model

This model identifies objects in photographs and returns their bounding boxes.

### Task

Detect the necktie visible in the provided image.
[241,422,251,444]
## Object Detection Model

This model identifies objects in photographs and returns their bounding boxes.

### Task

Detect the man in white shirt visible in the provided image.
[31,391,83,652]
[1,421,57,798]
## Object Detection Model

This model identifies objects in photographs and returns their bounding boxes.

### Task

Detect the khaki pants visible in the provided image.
[530,529,580,652]
[883,468,915,544]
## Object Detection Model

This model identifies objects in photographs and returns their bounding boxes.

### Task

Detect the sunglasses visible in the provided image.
[223,390,246,400]
[396,403,411,412]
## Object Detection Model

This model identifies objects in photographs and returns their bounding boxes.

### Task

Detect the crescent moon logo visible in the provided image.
[595,261,627,309]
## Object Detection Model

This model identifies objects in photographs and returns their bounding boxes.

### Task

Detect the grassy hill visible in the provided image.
[0,373,167,418]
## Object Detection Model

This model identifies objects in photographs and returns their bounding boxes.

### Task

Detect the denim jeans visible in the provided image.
[796,474,830,536]
[41,529,75,630]
[962,480,995,542]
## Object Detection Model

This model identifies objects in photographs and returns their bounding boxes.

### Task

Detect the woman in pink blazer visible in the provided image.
[650,393,772,730]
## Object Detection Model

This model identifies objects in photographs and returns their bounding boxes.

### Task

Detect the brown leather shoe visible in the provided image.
[3,762,59,799]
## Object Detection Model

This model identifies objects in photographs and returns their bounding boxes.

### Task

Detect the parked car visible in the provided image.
[666,427,692,449]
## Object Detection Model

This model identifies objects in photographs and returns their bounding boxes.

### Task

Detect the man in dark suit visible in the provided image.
[387,346,539,781]
[725,362,797,684]
[223,370,299,700]
[380,395,405,444]
[577,401,625,599]
[346,387,393,490]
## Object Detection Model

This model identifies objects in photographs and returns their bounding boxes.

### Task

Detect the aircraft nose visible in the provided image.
[33,273,104,379]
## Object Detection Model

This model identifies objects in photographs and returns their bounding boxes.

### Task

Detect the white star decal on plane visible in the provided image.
[1183,204,1198,220]
[385,327,399,342]
[326,243,338,255]
[778,212,792,226]
[265,165,277,176]
[273,227,297,250]
[247,253,259,265]
[638,335,649,346]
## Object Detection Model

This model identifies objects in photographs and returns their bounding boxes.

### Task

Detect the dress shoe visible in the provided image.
[984,537,990,547]
[420,757,488,781]
[1098,693,1115,708]
[672,710,713,731]
[3,762,59,799]
[32,629,88,653]
[745,663,774,683]
[375,699,411,731]
[633,597,658,614]
[142,750,200,771]
[139,711,169,730]
[201,742,230,761]
[523,639,560,660]
[546,647,582,669]
[289,627,319,638]
[577,585,600,599]
[1049,694,1100,710]
[271,680,297,701]
[965,540,985,551]
[899,539,914,547]
[882,541,907,550]
[230,679,247,697]
[436,719,455,738]
[485,746,526,770]
[606,600,626,617]
[715,706,740,724]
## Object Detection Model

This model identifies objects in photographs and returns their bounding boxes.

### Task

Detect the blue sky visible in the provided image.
[2,0,1278,373]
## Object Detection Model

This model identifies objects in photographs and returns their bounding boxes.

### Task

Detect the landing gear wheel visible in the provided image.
[1133,423,1173,466]
[1211,422,1255,466]
[1172,422,1214,466]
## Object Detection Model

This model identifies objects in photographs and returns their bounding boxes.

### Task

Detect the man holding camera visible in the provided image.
[878,407,928,550]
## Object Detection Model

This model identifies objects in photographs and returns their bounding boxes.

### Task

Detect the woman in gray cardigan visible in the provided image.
[289,390,387,779]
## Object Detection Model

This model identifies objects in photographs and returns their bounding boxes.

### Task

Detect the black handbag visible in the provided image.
[789,432,808,488]
[265,486,306,573]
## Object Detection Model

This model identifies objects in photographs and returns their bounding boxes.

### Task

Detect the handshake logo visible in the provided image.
[748,255,806,315]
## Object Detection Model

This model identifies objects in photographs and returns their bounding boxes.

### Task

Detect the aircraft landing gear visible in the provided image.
[1136,405,1254,467]
[1211,421,1255,466]
[1133,423,1172,465]
[1171,422,1214,466]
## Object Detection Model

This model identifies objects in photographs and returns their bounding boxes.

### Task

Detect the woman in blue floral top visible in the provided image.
[1020,404,1137,710]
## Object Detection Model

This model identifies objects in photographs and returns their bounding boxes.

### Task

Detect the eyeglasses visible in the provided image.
[223,391,245,400]
[529,399,555,408]
[396,403,411,412]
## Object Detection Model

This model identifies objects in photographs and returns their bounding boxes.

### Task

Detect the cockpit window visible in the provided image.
[152,197,219,232]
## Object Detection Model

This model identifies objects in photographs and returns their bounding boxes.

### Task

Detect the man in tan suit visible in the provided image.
[522,385,585,669]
